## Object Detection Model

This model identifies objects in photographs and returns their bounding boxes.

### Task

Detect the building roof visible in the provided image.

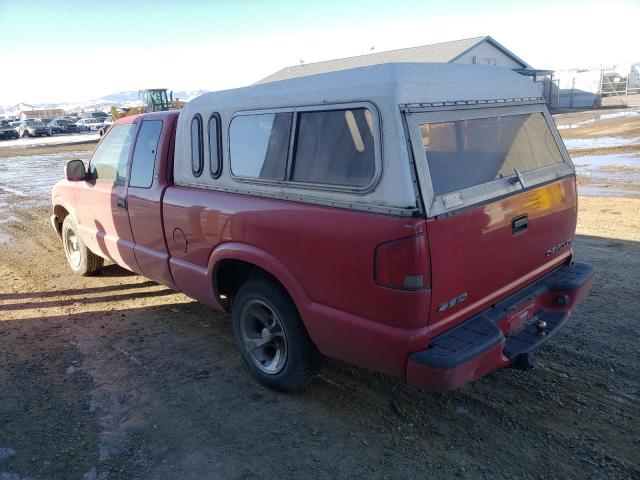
[258,36,532,84]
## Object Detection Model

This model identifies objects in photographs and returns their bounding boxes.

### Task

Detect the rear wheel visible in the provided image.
[62,216,103,275]
[232,276,321,392]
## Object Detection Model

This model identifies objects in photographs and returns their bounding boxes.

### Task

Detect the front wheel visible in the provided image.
[62,216,103,275]
[232,276,321,392]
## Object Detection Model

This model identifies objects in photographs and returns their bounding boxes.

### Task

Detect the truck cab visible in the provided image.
[51,63,594,392]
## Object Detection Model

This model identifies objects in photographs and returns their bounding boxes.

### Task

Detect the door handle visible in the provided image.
[116,197,127,210]
[512,215,528,235]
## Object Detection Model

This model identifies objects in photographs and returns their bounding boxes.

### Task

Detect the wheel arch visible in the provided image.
[208,243,311,316]
[52,199,76,238]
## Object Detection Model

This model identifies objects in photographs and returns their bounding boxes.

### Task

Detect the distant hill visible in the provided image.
[0,89,209,118]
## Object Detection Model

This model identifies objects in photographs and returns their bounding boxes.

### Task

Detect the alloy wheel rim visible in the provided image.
[240,299,287,374]
[64,228,81,268]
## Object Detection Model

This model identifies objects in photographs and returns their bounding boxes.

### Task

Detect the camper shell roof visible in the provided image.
[184,62,542,115]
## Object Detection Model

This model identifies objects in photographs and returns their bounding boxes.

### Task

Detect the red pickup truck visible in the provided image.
[51,63,594,392]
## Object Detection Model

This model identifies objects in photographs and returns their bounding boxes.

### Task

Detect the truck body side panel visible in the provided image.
[161,187,432,330]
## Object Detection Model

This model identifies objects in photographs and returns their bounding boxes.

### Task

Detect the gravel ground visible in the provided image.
[0,196,638,479]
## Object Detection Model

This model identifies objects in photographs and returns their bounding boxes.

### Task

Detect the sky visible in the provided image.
[0,0,639,105]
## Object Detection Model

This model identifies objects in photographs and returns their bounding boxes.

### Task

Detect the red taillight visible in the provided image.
[374,234,431,290]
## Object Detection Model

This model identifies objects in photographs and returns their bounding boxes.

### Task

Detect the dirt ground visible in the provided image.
[1,117,639,479]
[0,198,638,479]
[553,107,640,140]
[0,143,97,159]
[553,107,640,158]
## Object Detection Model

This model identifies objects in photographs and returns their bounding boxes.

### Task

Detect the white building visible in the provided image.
[259,36,554,103]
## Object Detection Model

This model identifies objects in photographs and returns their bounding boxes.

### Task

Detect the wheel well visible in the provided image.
[53,205,69,237]
[214,259,289,312]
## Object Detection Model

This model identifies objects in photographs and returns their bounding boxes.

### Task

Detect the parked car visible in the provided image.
[19,119,51,137]
[75,118,102,131]
[90,112,109,121]
[99,115,113,136]
[48,118,79,134]
[51,63,594,393]
[43,118,61,134]
[0,120,20,140]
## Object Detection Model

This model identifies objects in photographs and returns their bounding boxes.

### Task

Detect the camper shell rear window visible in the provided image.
[421,112,564,196]
[406,103,574,217]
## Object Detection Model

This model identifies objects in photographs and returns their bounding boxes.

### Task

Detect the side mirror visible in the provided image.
[66,159,87,181]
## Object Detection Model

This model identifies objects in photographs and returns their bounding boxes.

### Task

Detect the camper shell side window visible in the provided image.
[228,102,382,193]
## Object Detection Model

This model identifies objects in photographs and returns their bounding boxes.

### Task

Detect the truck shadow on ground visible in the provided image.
[95,263,139,278]
[0,286,174,311]
[0,234,637,479]
[0,279,156,301]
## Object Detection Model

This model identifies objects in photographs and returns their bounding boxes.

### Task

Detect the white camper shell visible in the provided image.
[174,63,574,217]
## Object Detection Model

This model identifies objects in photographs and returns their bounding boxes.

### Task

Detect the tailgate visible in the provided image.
[426,178,577,330]
[405,102,577,332]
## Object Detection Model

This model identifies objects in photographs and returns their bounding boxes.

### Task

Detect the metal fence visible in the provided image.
[548,66,640,110]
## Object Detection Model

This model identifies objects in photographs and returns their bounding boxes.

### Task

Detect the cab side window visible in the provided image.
[88,123,136,183]
[130,120,163,188]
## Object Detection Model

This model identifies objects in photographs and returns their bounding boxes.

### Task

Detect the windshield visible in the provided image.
[420,112,565,196]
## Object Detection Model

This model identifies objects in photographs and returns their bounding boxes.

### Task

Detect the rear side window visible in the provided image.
[421,112,564,196]
[89,123,136,184]
[230,113,292,180]
[130,120,163,188]
[208,114,221,177]
[292,109,375,187]
[191,114,203,177]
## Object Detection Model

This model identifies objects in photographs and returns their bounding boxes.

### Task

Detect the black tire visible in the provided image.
[61,216,103,275]
[232,276,322,392]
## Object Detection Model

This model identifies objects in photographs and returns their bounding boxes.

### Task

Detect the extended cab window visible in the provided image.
[191,115,204,177]
[421,112,564,196]
[88,123,136,183]
[208,114,221,177]
[292,108,375,187]
[230,113,292,180]
[130,120,163,188]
